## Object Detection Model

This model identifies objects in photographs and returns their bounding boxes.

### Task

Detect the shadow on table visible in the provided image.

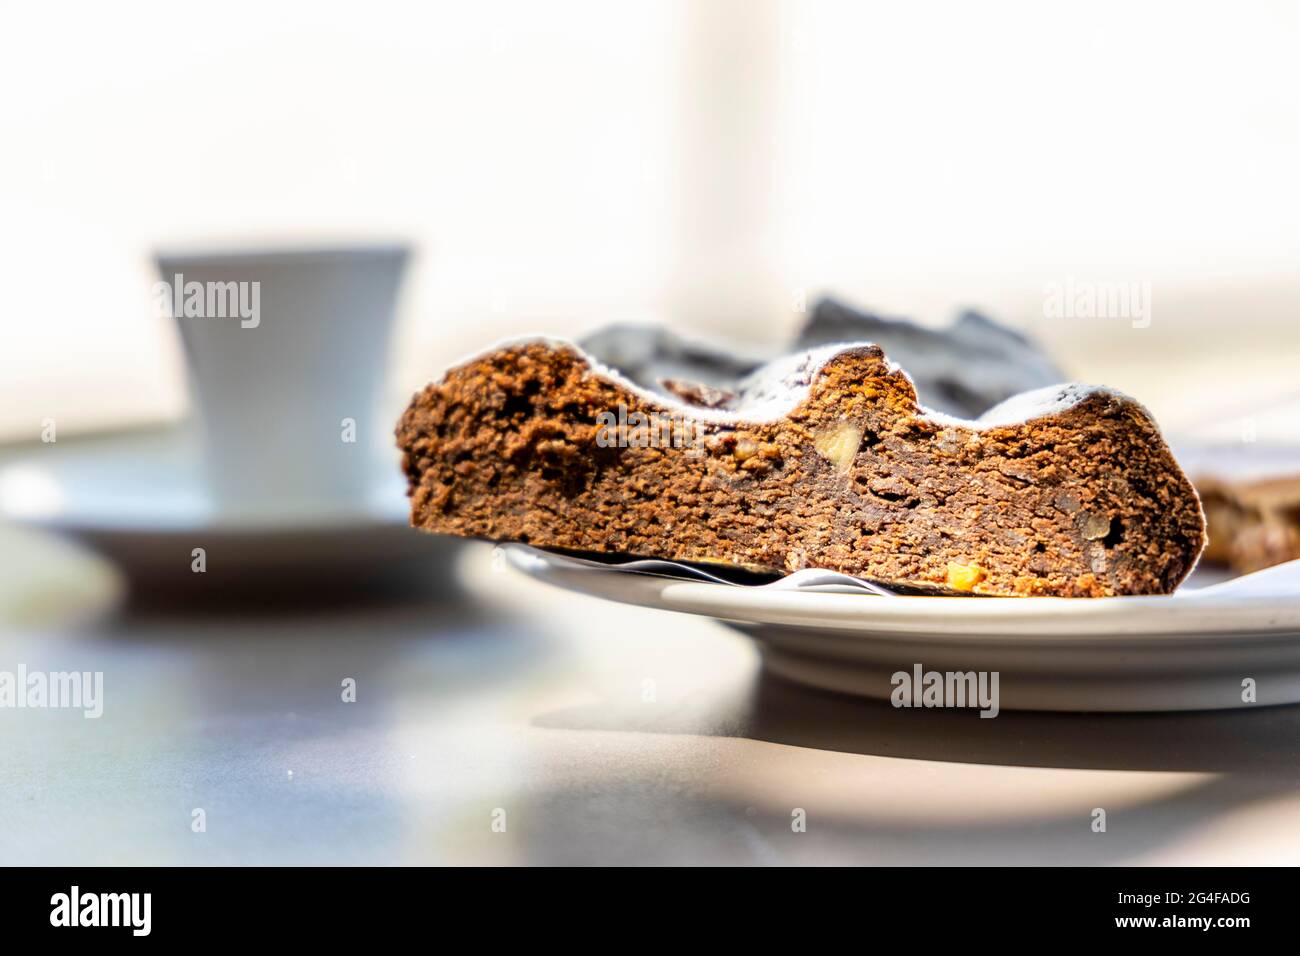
[742,671,1300,774]
[530,669,1300,864]
[118,554,469,614]
[536,666,1300,773]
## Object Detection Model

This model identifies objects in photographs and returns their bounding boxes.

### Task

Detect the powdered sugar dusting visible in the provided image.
[441,335,1141,431]
[974,383,1138,427]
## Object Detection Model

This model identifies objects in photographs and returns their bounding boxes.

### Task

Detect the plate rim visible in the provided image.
[504,544,1300,640]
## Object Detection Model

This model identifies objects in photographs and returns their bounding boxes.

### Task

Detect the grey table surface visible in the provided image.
[4,539,1300,866]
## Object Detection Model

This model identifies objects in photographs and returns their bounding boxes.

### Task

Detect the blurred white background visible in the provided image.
[2,0,1297,439]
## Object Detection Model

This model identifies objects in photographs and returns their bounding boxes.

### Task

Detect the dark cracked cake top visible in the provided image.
[454,334,1143,435]
[578,296,1067,419]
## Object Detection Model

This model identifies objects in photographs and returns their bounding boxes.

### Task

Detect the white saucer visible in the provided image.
[0,523,123,629]
[504,545,1300,712]
[0,427,454,581]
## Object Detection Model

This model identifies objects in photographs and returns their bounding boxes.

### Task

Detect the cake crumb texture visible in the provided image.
[396,340,1206,597]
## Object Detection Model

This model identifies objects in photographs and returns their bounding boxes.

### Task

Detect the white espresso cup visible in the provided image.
[155,244,410,519]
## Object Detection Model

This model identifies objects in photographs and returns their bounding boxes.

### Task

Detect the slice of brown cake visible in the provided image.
[1197,473,1300,573]
[396,339,1205,597]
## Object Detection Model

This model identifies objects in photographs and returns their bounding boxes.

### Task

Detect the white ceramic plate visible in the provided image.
[504,545,1300,712]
